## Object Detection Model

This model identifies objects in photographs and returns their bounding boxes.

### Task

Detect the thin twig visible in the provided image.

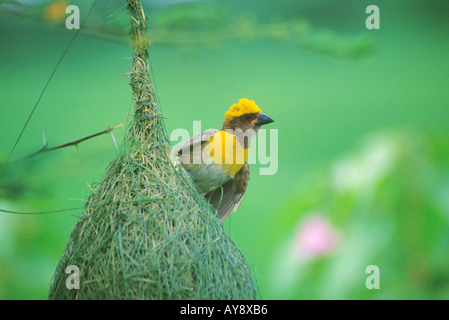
[5,124,123,164]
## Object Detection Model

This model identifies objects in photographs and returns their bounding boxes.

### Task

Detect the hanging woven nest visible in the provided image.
[48,0,258,300]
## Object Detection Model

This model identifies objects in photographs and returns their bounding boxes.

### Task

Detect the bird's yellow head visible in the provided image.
[224,98,261,119]
[222,98,274,131]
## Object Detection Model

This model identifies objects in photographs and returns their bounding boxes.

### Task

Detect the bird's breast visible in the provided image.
[203,131,249,176]
[178,130,250,194]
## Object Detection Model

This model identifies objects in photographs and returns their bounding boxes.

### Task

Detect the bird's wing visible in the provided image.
[174,129,218,157]
[206,161,250,221]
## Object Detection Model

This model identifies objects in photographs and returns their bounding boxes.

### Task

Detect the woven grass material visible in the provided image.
[48,0,258,300]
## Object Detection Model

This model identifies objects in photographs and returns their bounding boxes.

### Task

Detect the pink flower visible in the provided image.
[293,214,338,260]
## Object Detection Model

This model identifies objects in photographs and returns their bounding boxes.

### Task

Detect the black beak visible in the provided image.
[255,113,274,126]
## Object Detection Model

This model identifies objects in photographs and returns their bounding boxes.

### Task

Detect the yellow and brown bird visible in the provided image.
[175,98,274,221]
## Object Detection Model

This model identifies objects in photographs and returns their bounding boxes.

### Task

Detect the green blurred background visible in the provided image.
[0,0,448,299]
